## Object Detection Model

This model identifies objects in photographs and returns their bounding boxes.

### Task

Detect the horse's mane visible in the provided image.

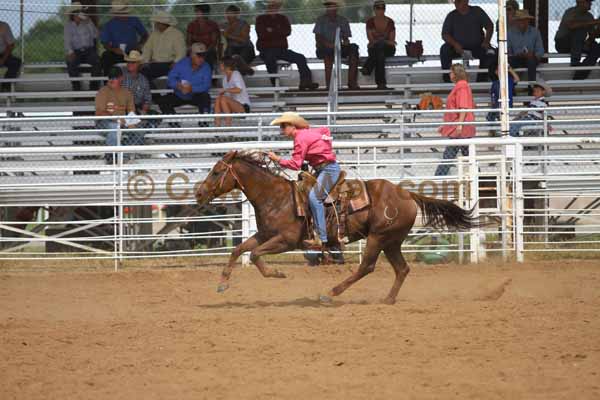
[235,150,290,179]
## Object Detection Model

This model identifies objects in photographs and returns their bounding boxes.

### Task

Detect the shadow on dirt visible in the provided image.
[195,297,371,309]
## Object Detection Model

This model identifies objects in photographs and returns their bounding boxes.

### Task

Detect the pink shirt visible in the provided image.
[279,127,337,170]
[440,80,476,138]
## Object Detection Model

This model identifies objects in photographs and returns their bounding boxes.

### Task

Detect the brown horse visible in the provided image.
[195,150,475,304]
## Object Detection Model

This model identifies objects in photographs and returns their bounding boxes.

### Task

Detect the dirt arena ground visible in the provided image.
[1,259,600,400]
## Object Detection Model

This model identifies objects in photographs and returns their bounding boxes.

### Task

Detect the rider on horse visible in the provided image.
[268,112,341,251]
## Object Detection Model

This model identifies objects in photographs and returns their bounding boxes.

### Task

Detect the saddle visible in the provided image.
[292,170,371,243]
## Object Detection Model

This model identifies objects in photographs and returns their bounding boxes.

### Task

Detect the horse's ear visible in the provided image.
[223,150,237,162]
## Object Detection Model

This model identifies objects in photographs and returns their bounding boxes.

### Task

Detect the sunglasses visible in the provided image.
[375,5,385,10]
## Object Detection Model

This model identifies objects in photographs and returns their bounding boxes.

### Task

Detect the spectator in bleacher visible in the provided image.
[509,80,551,137]
[314,0,360,90]
[186,3,220,68]
[64,2,101,91]
[435,64,476,176]
[223,5,255,65]
[157,43,212,121]
[440,0,494,83]
[361,0,396,90]
[0,20,21,92]
[214,57,251,127]
[256,0,319,90]
[487,62,519,123]
[508,9,544,84]
[95,67,135,162]
[554,0,600,80]
[100,0,148,76]
[140,11,186,85]
[121,50,151,114]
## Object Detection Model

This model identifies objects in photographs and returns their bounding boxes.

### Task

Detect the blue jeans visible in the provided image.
[309,162,341,243]
[435,141,469,176]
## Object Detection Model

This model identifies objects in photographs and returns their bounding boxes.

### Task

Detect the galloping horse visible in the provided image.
[195,150,475,304]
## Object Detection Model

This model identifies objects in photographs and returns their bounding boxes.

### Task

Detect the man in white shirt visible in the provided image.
[0,20,21,92]
[64,2,101,91]
[140,11,186,84]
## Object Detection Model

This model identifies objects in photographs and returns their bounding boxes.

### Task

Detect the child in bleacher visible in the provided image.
[487,62,519,123]
[509,81,551,137]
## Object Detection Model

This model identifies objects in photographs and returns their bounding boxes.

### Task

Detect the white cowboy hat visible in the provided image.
[66,2,83,13]
[124,50,143,63]
[191,42,208,55]
[111,0,130,14]
[533,80,552,97]
[514,9,535,20]
[270,112,309,129]
[150,10,177,26]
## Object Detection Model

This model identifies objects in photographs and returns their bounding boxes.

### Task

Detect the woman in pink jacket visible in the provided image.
[268,112,340,251]
[435,63,476,176]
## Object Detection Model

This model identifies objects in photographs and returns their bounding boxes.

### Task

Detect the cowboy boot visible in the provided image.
[347,55,360,90]
[302,237,323,251]
[298,80,319,91]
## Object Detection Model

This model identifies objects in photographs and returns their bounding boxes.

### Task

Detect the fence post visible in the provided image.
[257,116,263,141]
[241,194,251,267]
[117,123,124,270]
[468,143,480,263]
[514,143,525,262]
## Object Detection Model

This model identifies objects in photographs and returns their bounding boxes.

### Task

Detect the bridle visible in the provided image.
[215,160,246,191]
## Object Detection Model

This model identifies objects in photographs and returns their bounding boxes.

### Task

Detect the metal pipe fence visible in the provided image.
[1,115,599,267]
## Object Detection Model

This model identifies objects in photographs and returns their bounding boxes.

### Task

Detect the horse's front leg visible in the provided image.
[217,234,261,293]
[249,235,293,279]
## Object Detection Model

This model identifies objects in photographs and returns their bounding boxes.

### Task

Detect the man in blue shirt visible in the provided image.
[100,1,148,75]
[508,9,545,83]
[157,42,212,118]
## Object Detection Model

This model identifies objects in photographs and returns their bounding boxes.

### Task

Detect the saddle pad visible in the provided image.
[348,180,370,213]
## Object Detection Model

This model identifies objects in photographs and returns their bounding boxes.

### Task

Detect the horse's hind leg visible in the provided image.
[218,234,260,293]
[328,235,382,298]
[382,244,410,305]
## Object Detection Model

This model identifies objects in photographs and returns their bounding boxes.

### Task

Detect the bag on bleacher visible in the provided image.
[418,93,444,111]
[405,40,423,58]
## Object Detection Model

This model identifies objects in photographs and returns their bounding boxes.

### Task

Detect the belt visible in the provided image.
[313,161,334,173]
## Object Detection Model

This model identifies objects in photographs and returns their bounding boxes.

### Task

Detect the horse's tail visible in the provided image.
[409,192,477,231]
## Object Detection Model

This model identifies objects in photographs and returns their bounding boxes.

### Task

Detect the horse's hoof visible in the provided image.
[318,294,333,304]
[216,283,229,293]
[273,270,287,278]
[382,297,396,305]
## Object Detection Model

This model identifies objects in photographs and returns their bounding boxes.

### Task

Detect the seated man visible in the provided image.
[100,0,148,75]
[554,0,600,80]
[0,20,21,92]
[140,10,186,84]
[508,9,545,84]
[64,2,101,91]
[186,3,220,68]
[440,0,494,83]
[95,67,136,162]
[122,51,151,115]
[314,0,360,90]
[157,43,212,122]
[256,0,318,90]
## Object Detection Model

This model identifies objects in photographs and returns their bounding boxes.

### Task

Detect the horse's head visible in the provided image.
[195,151,244,207]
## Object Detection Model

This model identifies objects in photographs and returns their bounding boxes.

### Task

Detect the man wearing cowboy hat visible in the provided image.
[507,9,544,84]
[157,42,212,118]
[267,112,342,253]
[256,0,319,90]
[122,50,151,115]
[0,20,20,92]
[140,10,186,84]
[64,2,101,91]
[555,0,600,80]
[314,0,360,90]
[100,0,148,76]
